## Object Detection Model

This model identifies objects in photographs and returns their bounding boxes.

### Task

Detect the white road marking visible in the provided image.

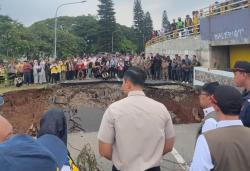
[171,148,190,171]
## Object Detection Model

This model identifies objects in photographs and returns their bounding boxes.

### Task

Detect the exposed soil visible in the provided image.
[1,83,201,134]
[1,88,53,134]
[145,86,201,124]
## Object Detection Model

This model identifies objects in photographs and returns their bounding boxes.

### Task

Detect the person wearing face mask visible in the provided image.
[191,85,250,171]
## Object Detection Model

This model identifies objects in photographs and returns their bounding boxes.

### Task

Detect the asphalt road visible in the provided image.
[68,106,200,171]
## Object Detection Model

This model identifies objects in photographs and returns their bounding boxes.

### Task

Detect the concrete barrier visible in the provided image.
[193,66,235,86]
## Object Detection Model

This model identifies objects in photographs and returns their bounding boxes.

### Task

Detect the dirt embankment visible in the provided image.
[1,88,53,134]
[145,86,201,124]
[1,84,202,134]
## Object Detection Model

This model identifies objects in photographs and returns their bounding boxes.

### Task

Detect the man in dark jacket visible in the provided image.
[233,61,250,127]
[153,54,162,80]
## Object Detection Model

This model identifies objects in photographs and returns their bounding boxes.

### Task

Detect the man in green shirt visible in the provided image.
[177,17,184,37]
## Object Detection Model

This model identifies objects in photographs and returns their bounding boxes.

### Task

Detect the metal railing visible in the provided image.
[146,0,249,47]
[200,0,249,17]
[146,24,200,47]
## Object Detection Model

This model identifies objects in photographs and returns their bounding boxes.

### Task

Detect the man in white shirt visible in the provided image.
[191,85,250,171]
[98,67,175,171]
[198,82,219,133]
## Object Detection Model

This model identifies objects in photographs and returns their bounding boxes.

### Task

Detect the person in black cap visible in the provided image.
[232,61,250,127]
[191,85,250,171]
[198,82,219,134]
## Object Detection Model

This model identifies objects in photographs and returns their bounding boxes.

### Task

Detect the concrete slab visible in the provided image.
[68,123,200,171]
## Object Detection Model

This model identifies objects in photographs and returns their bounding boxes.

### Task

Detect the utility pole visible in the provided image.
[54,1,87,59]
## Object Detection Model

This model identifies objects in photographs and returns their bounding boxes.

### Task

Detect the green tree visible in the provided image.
[119,38,137,54]
[0,14,139,59]
[72,15,99,54]
[57,30,86,58]
[162,10,170,33]
[133,0,145,53]
[97,0,116,52]
[144,12,153,42]
[0,15,18,57]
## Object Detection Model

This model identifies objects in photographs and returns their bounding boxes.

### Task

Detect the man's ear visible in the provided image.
[126,79,133,90]
[213,104,221,113]
[208,96,214,104]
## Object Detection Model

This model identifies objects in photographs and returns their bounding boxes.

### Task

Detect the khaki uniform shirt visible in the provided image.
[98,91,175,171]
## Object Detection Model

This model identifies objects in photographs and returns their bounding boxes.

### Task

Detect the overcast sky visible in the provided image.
[0,0,216,29]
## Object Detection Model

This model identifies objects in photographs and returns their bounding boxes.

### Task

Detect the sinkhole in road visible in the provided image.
[1,82,201,134]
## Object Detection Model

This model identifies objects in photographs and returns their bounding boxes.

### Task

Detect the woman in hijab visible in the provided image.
[39,59,47,84]
[38,108,67,145]
[38,109,79,171]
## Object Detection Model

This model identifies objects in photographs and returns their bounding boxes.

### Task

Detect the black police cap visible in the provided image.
[213,85,243,115]
[232,61,250,73]
[201,82,220,95]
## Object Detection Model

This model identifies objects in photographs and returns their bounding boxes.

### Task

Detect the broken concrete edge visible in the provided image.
[60,80,195,88]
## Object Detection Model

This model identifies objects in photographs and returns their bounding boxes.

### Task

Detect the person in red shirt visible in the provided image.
[76,60,85,80]
[22,61,33,85]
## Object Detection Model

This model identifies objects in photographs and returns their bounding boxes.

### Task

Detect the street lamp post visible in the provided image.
[54,1,86,59]
[112,30,119,53]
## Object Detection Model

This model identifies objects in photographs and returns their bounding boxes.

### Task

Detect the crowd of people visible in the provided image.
[0,61,249,171]
[152,10,200,40]
[136,53,201,83]
[0,53,201,87]
[150,0,250,42]
[0,55,133,86]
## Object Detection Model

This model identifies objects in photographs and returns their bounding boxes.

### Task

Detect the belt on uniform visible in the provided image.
[112,165,161,171]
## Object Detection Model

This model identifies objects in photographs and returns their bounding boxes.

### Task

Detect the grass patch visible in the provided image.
[0,84,48,94]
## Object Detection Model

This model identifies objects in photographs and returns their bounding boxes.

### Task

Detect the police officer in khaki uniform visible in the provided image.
[98,67,175,171]
[161,57,169,80]
[144,57,152,79]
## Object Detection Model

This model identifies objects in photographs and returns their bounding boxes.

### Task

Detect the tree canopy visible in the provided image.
[133,0,153,53]
[0,13,139,60]
[162,10,171,33]
[97,0,116,52]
